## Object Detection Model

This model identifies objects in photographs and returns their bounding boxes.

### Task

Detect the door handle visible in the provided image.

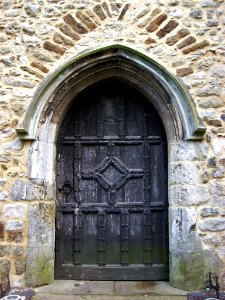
[58,180,73,201]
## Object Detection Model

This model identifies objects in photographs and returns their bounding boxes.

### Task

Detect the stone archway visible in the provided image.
[16,44,210,290]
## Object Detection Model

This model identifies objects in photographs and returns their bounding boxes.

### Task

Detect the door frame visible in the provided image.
[17,44,208,290]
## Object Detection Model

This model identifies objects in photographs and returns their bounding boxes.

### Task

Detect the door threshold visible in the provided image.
[35,280,188,297]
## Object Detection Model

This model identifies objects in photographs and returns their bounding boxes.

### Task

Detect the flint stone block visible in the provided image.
[183,0,195,7]
[201,0,218,7]
[198,97,224,108]
[212,166,225,178]
[5,9,21,17]
[0,259,10,274]
[206,20,219,27]
[212,138,225,157]
[196,57,215,70]
[199,219,225,231]
[3,76,35,88]
[208,157,217,167]
[207,8,214,19]
[32,50,53,62]
[11,246,24,256]
[7,231,23,243]
[44,6,61,17]
[202,234,220,246]
[3,204,27,218]
[212,64,225,78]
[211,195,225,207]
[196,85,221,96]
[0,245,10,257]
[220,210,225,216]
[221,114,225,122]
[202,110,217,120]
[200,207,219,217]
[15,259,26,275]
[12,246,24,257]
[189,9,203,19]
[0,259,10,290]
[0,57,15,67]
[170,185,209,206]
[77,0,91,9]
[13,89,33,98]
[0,46,12,55]
[191,71,206,80]
[5,221,24,231]
[221,234,225,245]
[0,221,4,240]
[209,179,225,196]
[0,34,7,42]
[25,3,41,17]
[21,34,41,47]
[170,163,201,185]
[170,8,184,18]
[0,191,8,201]
[3,137,23,151]
[169,141,207,161]
[0,155,10,163]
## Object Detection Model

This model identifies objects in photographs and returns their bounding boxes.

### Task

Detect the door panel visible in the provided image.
[55,79,168,280]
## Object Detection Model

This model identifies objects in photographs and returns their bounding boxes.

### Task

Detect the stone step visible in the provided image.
[33,280,187,300]
[33,294,187,300]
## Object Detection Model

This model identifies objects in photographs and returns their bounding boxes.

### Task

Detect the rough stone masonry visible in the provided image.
[0,0,225,292]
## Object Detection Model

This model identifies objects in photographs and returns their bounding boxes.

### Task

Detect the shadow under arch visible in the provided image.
[16,44,206,143]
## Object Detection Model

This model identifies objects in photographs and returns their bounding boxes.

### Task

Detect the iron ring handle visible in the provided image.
[61,181,73,196]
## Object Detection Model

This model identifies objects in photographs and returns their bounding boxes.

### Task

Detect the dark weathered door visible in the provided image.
[55,79,168,280]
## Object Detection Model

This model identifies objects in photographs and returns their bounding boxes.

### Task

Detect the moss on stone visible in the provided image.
[36,257,54,286]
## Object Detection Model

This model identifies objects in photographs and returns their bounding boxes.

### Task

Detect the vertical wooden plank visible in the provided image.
[102,95,118,138]
[63,213,74,264]
[148,143,165,206]
[151,210,165,264]
[97,210,106,266]
[120,208,129,266]
[74,210,82,266]
[82,212,98,264]
[124,179,143,203]
[63,145,74,203]
[105,212,120,265]
[129,212,143,264]
[143,208,152,266]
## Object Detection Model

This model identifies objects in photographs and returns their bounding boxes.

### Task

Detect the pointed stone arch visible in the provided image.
[20,44,210,290]
[17,44,205,143]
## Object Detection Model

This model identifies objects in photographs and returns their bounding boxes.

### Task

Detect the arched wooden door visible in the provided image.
[55,79,168,280]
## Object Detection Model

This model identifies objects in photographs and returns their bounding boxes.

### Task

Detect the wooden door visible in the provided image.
[55,79,168,280]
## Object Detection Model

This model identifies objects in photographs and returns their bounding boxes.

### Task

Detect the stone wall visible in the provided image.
[0,0,225,291]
